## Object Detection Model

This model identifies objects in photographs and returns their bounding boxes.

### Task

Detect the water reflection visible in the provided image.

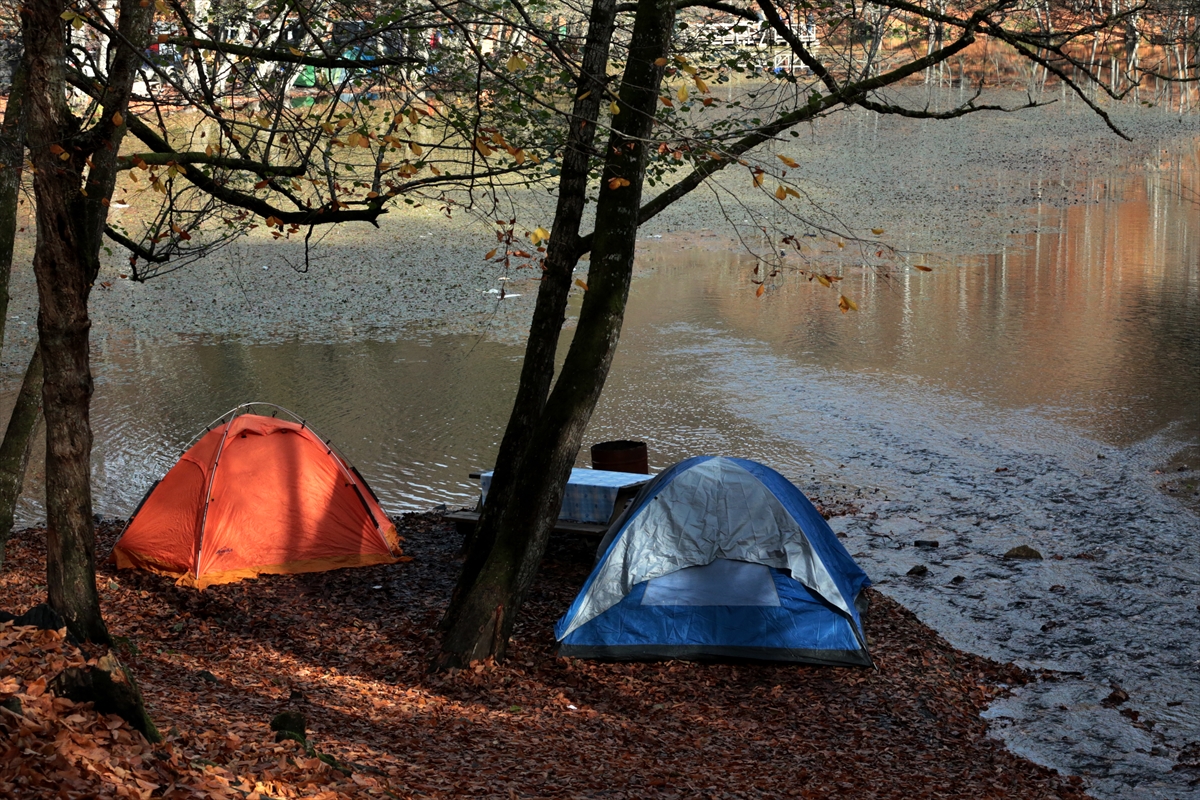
[8,134,1196,525]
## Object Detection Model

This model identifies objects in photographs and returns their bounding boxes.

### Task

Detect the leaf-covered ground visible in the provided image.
[1,513,1093,799]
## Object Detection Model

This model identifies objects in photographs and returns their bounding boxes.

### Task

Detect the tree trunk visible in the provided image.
[451,0,618,595]
[0,348,43,570]
[0,57,28,354]
[24,0,153,643]
[438,0,675,667]
[0,58,40,572]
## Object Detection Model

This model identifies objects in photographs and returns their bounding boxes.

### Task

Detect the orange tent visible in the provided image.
[112,409,401,588]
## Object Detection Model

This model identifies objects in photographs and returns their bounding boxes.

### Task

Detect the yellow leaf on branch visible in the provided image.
[838,294,859,313]
[777,154,799,168]
[575,278,589,291]
[775,185,787,200]
[506,54,528,72]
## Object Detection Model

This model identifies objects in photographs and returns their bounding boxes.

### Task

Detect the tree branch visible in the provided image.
[103,225,170,263]
[117,152,305,176]
[577,25,986,254]
[66,71,387,226]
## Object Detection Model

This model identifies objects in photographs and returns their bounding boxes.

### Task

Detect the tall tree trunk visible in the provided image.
[0,58,28,354]
[0,348,43,570]
[438,0,675,667]
[450,0,618,597]
[24,0,153,643]
[0,58,43,571]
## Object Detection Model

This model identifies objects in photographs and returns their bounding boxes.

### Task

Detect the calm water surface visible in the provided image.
[8,123,1199,798]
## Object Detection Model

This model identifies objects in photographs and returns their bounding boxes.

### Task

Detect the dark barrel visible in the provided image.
[590,440,649,474]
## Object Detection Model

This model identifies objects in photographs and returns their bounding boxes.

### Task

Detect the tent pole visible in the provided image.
[193,415,236,581]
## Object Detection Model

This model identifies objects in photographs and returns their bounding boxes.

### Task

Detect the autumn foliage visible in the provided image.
[2,513,1093,799]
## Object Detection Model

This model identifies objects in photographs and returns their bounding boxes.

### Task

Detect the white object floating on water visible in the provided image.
[262,265,269,270]
[111,202,130,209]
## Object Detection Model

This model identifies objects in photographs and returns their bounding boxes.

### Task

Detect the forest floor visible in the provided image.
[1,511,1093,799]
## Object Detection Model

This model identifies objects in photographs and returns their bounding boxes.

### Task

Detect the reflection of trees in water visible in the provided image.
[900,38,1198,112]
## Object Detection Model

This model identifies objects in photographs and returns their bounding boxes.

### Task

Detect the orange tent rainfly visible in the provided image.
[112,405,401,589]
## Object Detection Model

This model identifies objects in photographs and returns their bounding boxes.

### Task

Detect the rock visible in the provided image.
[907,565,929,577]
[50,652,162,743]
[950,575,965,585]
[1003,545,1043,560]
[914,540,940,548]
[196,670,220,684]
[271,710,307,743]
[1,696,22,716]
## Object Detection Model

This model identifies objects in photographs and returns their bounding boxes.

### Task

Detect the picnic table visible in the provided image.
[445,468,652,535]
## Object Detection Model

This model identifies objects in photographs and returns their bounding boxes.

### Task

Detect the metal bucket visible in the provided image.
[590,440,649,474]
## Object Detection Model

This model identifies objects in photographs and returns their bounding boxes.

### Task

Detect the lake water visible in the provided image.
[5,102,1198,797]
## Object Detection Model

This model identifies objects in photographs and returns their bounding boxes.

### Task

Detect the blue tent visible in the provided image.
[555,456,873,666]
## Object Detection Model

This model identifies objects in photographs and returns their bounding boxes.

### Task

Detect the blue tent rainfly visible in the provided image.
[555,456,873,666]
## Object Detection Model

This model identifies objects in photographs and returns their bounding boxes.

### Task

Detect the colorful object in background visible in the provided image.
[556,456,872,666]
[111,407,400,588]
